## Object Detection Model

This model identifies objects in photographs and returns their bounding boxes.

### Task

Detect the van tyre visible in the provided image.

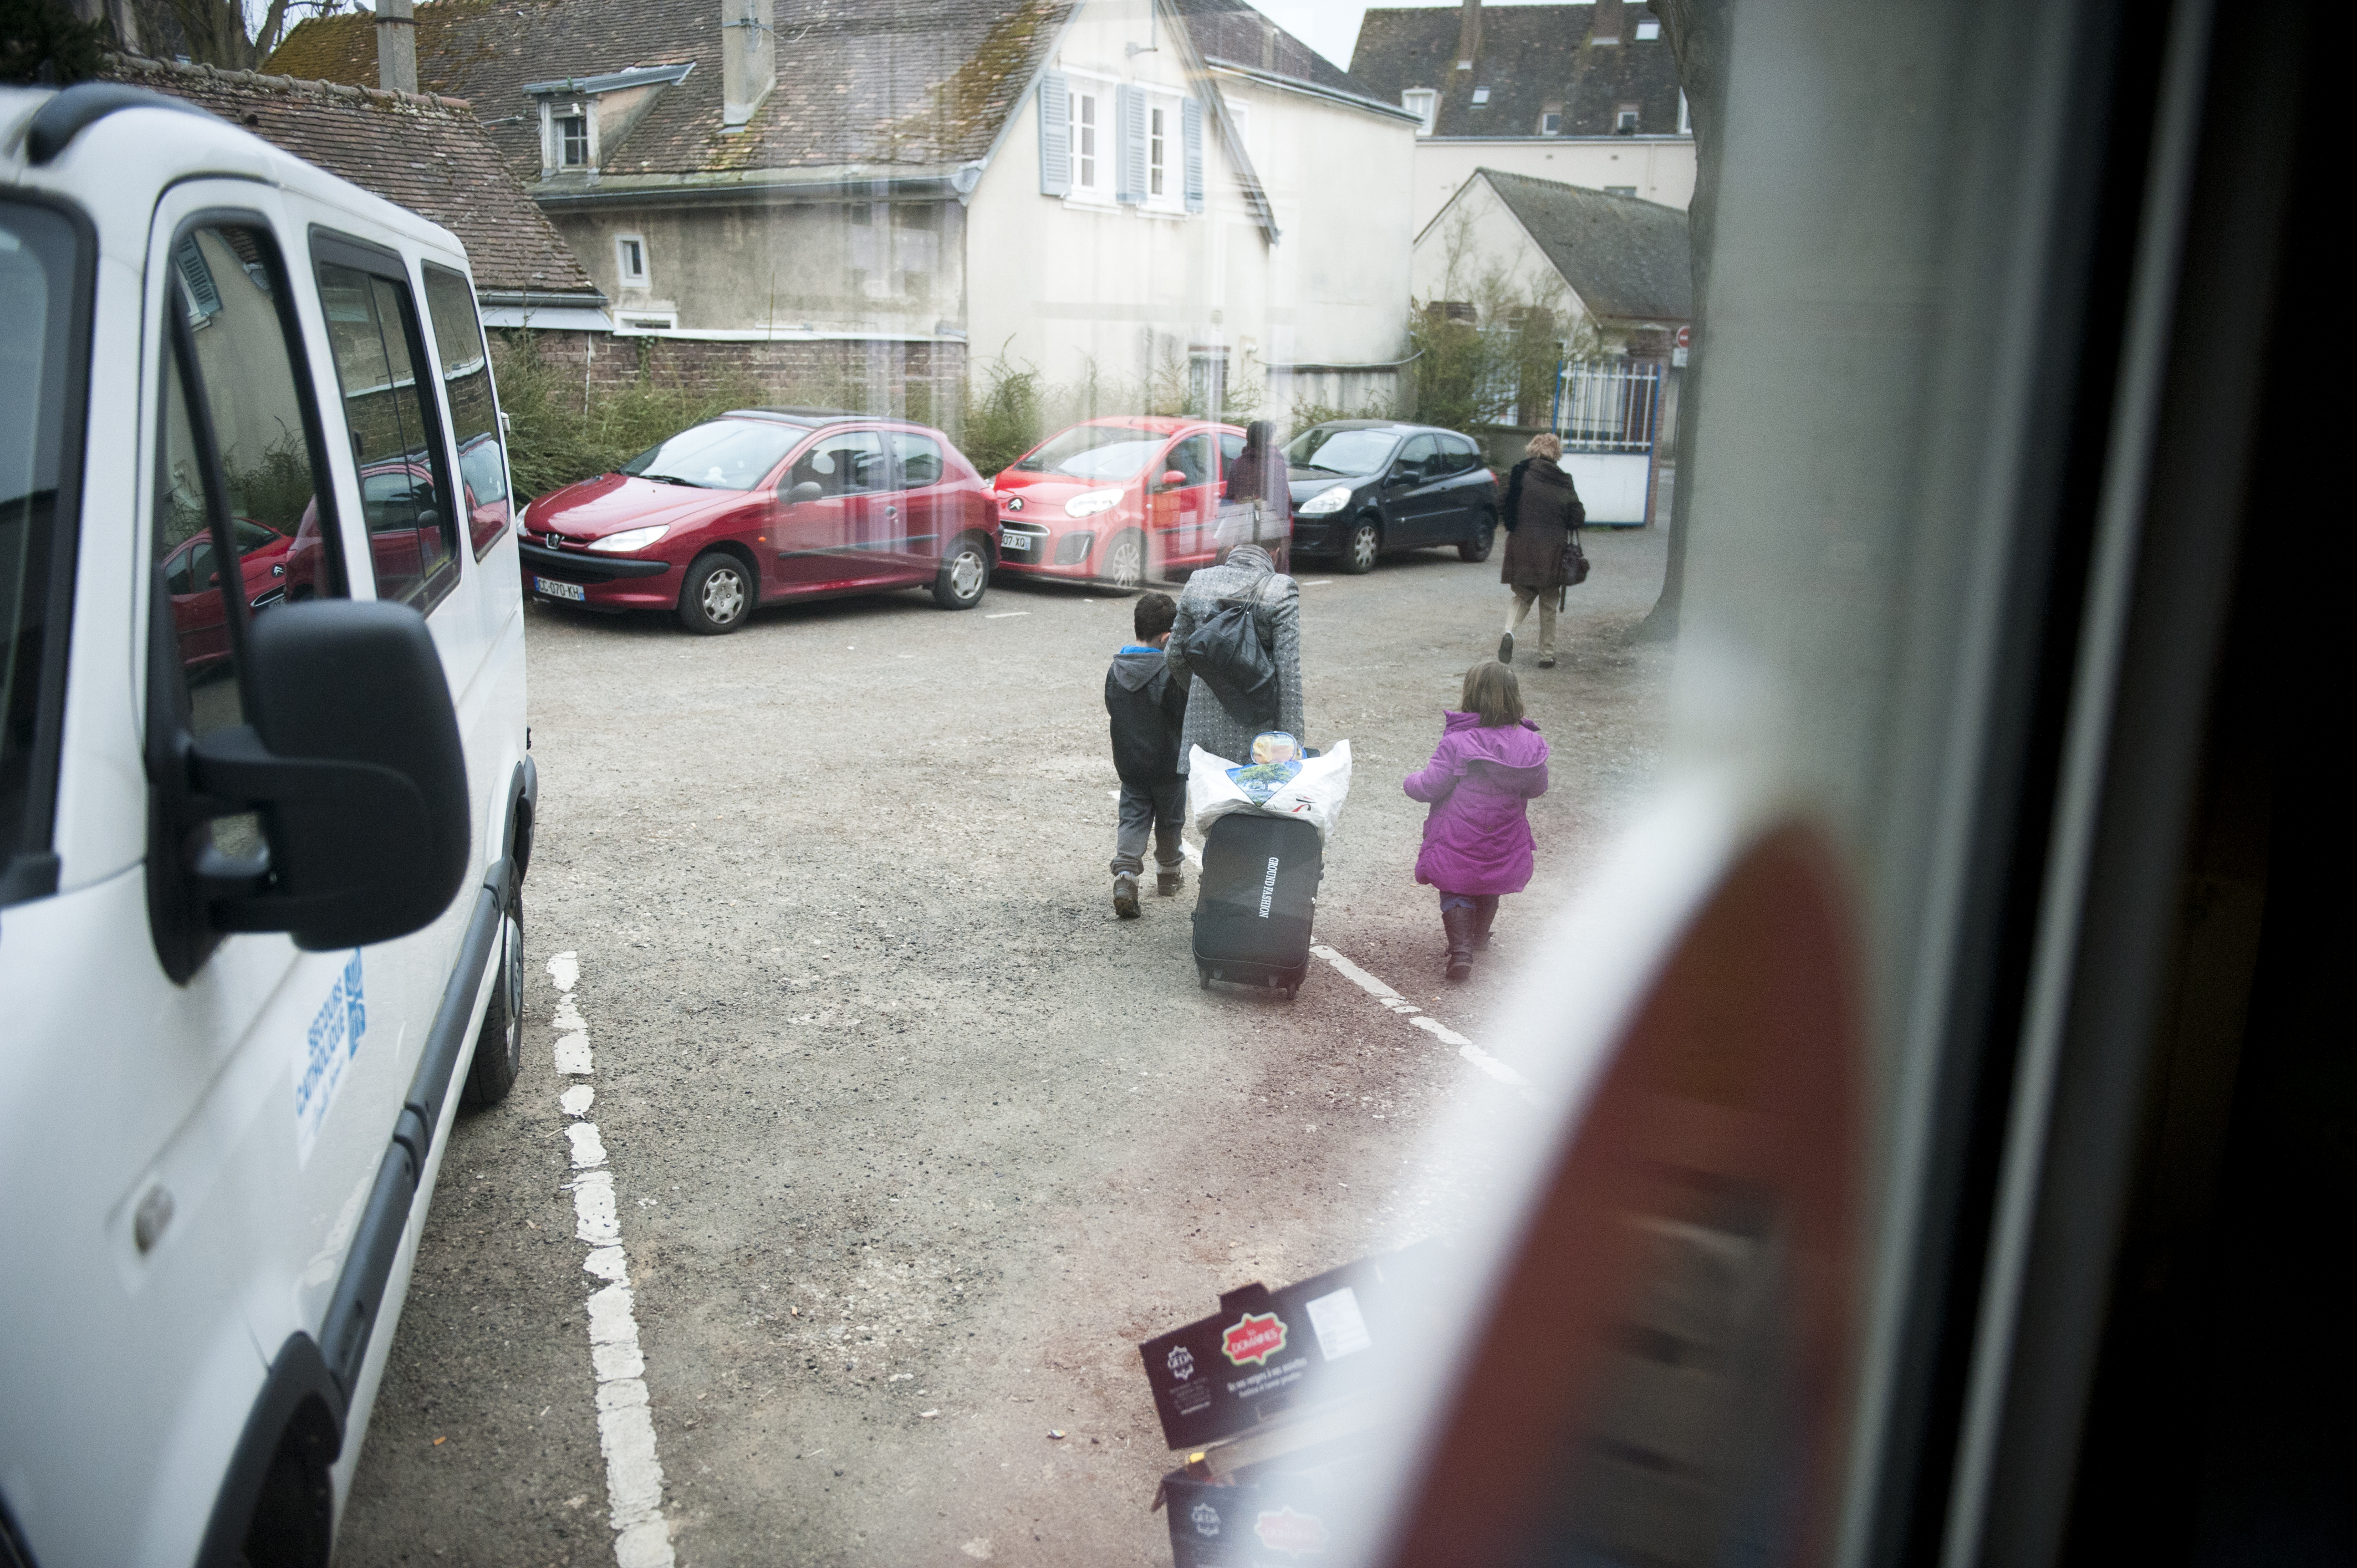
[934,533,991,609]
[1341,518,1381,574]
[679,553,753,634]
[1459,514,1496,563]
[463,878,523,1106]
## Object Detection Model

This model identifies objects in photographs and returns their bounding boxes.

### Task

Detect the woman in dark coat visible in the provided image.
[1496,431,1584,668]
[1218,418,1292,570]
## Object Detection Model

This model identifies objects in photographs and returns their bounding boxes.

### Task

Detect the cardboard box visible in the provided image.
[1137,1243,1438,1453]
[1157,1428,1384,1568]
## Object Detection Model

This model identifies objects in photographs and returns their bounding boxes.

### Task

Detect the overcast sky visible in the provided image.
[1252,0,1580,74]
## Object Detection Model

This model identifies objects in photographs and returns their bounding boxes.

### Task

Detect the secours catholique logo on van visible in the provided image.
[1221,1310,1288,1367]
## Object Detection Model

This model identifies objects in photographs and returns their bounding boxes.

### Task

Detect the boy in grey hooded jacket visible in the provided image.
[1105,591,1190,917]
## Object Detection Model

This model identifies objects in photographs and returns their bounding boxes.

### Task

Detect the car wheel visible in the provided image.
[933,534,991,610]
[1340,518,1381,575]
[463,876,523,1106]
[1102,528,1147,595]
[1459,514,1497,563]
[678,553,752,634]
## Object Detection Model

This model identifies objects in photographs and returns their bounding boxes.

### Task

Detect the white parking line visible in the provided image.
[547,952,675,1568]
[1309,943,1533,1093]
[1300,580,1334,587]
[984,611,1030,619]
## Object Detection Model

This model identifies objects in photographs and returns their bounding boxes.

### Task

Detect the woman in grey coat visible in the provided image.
[1164,543,1306,772]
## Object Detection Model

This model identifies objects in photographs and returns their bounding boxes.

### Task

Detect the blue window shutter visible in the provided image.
[1116,83,1147,205]
[1038,71,1070,196]
[1182,97,1205,213]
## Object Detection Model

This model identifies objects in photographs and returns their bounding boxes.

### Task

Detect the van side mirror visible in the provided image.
[179,600,470,956]
[787,481,825,504]
[1156,469,1188,492]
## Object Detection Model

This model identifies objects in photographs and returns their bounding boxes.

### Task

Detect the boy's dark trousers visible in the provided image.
[1111,778,1186,878]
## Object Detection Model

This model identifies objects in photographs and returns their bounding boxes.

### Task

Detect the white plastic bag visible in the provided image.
[1187,740,1353,844]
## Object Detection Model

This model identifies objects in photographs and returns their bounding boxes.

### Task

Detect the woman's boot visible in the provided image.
[1471,896,1499,951]
[1442,906,1476,980]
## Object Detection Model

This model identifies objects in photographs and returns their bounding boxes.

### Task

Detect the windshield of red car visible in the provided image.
[1011,423,1169,482]
[620,419,802,490]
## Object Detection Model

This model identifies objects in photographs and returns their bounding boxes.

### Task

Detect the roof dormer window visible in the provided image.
[557,111,589,167]
[1402,88,1437,134]
[1636,18,1661,40]
[1471,86,1491,105]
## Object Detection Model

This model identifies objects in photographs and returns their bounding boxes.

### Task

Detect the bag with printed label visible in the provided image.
[1187,740,1353,845]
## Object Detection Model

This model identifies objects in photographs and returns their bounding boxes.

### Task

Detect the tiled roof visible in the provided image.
[1478,168,1689,321]
[1174,0,1366,99]
[266,0,1077,181]
[1351,4,1685,139]
[101,53,600,300]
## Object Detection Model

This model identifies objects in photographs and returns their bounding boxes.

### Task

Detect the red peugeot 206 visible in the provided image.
[516,409,999,633]
[988,417,1284,591]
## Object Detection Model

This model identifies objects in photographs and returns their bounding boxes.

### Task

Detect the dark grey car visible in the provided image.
[1283,421,1501,574]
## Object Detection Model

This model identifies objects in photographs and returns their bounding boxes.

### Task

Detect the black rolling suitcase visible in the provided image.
[1193,813,1323,998]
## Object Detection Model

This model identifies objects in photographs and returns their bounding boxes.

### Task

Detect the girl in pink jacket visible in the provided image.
[1401,661,1551,980]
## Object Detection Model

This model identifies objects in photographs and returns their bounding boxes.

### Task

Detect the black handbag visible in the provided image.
[1560,537,1591,587]
[1181,599,1279,727]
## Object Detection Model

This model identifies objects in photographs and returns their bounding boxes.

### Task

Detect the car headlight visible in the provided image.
[586,524,669,553]
[1298,484,1354,516]
[1064,488,1124,518]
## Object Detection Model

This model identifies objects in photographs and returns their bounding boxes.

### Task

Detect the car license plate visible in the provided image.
[533,576,586,602]
[999,530,1032,551]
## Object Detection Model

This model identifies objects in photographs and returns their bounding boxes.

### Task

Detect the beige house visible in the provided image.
[1351,0,1696,232]
[268,0,1419,422]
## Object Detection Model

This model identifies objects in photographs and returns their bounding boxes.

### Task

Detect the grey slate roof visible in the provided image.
[267,0,1077,181]
[101,53,600,300]
[1351,3,1684,140]
[1174,0,1364,97]
[1477,167,1689,321]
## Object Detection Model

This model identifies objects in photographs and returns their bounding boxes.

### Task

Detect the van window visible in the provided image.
[317,259,459,610]
[421,264,511,559]
[1165,433,1212,486]
[153,222,341,855]
[1,200,86,902]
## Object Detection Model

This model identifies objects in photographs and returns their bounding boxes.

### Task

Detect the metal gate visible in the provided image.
[1549,359,1665,526]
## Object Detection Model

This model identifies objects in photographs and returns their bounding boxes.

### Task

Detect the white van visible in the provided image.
[1,84,533,1565]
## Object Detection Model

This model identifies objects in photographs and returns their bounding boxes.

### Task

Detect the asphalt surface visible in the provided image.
[339,527,1672,1566]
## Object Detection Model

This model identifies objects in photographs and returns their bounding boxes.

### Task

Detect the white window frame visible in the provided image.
[1067,75,1115,204]
[1142,88,1188,213]
[614,233,649,290]
[545,100,595,171]
[1636,18,1662,40]
[1402,88,1437,136]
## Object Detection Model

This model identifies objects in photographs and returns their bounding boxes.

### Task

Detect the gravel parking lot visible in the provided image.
[339,527,1672,1567]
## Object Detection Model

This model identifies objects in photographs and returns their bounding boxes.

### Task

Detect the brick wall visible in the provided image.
[492,329,966,413]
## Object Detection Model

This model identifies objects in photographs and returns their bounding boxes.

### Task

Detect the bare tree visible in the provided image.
[1636,0,1731,641]
[124,0,346,69]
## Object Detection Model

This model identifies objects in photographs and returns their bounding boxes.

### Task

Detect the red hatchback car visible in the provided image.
[517,410,998,633]
[988,417,1284,591]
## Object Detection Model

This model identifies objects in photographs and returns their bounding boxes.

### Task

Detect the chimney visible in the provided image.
[1454,0,1481,69]
[376,0,418,94]
[722,0,775,129]
[1592,0,1624,45]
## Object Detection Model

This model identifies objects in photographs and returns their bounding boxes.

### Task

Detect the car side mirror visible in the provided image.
[1156,469,1188,492]
[787,481,825,504]
[1384,466,1413,488]
[183,600,471,953]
